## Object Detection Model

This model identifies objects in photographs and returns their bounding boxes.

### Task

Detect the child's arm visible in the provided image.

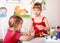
[19,32,35,41]
[28,30,35,40]
[19,36,29,41]
[21,32,29,36]
[19,19,35,41]
[19,33,34,41]
[25,19,35,40]
[29,29,35,38]
[29,19,35,37]
[20,31,35,41]
[41,17,50,35]
[43,18,50,31]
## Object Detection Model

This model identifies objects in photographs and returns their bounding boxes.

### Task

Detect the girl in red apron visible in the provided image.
[30,2,50,38]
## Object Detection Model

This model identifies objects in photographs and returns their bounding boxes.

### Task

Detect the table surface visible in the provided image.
[22,38,60,43]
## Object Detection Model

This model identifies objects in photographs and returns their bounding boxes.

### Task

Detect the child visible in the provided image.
[30,2,50,38]
[3,15,33,43]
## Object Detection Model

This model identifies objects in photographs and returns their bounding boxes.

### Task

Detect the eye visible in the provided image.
[33,9,35,11]
[37,9,40,11]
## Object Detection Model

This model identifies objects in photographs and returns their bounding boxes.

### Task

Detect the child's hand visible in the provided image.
[29,30,35,37]
[36,25,44,30]
[21,32,30,36]
[20,36,30,41]
[24,33,28,36]
[24,32,32,36]
[20,35,34,41]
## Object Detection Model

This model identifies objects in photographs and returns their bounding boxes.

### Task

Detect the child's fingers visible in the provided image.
[36,25,45,30]
[30,30,35,33]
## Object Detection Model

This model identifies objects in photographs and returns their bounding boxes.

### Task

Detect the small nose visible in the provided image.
[35,11,37,13]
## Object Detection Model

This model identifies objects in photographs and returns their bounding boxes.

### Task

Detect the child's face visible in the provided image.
[16,20,23,31]
[33,8,42,17]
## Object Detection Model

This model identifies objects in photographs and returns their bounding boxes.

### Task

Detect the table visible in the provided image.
[22,38,60,43]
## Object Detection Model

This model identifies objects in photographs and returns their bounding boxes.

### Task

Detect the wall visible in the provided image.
[0,0,60,39]
[46,0,60,27]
